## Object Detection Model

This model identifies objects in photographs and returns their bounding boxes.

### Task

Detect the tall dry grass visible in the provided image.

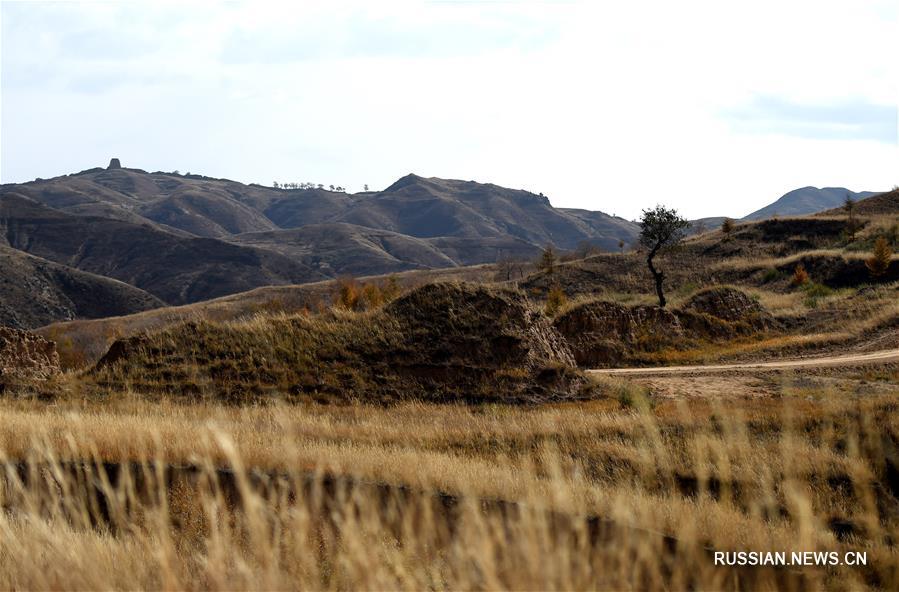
[0,386,897,590]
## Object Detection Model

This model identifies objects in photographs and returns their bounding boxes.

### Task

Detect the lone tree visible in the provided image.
[844,194,861,240]
[866,237,893,278]
[537,244,557,274]
[721,218,735,235]
[639,205,690,308]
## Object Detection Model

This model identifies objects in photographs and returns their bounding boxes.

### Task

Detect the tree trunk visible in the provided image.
[646,246,666,308]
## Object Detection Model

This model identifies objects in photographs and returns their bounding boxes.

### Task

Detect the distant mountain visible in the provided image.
[742,187,878,221]
[0,163,637,326]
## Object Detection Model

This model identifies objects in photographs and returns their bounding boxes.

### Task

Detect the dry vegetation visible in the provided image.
[4,205,899,590]
[1,379,898,590]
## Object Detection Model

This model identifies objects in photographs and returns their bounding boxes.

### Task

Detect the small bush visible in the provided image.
[721,218,735,235]
[545,286,567,316]
[381,276,401,302]
[362,283,384,308]
[336,277,361,310]
[761,268,783,283]
[791,264,809,287]
[802,282,834,308]
[865,237,893,278]
[537,245,557,274]
[615,381,655,412]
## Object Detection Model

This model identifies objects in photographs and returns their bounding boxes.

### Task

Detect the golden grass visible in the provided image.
[0,380,898,590]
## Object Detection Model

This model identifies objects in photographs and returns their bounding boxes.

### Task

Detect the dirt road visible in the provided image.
[589,348,899,376]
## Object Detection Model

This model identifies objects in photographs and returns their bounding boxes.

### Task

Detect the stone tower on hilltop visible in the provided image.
[108,158,122,170]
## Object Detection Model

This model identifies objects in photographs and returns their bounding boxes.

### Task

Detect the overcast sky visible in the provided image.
[2,1,897,219]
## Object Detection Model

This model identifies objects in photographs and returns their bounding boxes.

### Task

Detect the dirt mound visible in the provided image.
[386,282,575,369]
[555,289,780,367]
[682,286,776,329]
[0,327,61,383]
[95,282,590,404]
[554,301,685,366]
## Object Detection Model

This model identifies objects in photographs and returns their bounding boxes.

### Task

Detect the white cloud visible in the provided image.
[2,1,896,219]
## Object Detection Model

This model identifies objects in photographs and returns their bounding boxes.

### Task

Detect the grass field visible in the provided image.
[1,370,898,590]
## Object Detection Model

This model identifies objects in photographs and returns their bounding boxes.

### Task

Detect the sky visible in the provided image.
[1,1,897,220]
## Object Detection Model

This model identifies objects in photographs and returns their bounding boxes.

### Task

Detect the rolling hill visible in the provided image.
[0,193,325,305]
[12,161,884,330]
[0,244,163,329]
[741,187,878,220]
[0,163,639,327]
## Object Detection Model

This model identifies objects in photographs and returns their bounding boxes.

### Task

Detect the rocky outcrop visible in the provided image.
[107,158,122,170]
[0,327,61,382]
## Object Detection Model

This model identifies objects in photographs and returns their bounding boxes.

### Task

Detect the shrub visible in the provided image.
[791,264,809,286]
[802,282,834,308]
[615,381,655,412]
[866,237,893,278]
[336,277,361,310]
[537,245,557,274]
[381,276,401,302]
[362,283,384,308]
[761,268,783,283]
[544,286,567,316]
[721,218,735,235]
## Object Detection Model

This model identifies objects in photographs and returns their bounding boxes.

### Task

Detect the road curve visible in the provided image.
[588,348,899,376]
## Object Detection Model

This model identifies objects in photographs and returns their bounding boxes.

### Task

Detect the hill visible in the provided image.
[819,188,899,217]
[2,168,637,252]
[93,282,590,404]
[742,187,877,220]
[0,193,325,305]
[0,163,638,326]
[3,165,638,254]
[0,244,163,329]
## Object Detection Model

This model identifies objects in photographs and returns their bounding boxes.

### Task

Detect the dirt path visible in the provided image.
[589,348,899,376]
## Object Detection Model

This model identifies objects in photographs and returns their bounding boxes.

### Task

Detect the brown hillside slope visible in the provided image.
[0,193,325,305]
[819,188,899,217]
[0,245,163,329]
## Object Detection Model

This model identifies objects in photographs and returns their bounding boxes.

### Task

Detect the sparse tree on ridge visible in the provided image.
[639,205,690,308]
[721,218,735,235]
[844,193,861,240]
[537,244,557,275]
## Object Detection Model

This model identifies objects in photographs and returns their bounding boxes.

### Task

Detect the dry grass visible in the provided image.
[38,264,498,370]
[0,382,897,590]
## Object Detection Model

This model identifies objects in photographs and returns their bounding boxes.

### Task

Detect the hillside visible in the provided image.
[0,163,640,325]
[3,164,639,253]
[0,193,325,305]
[742,187,877,220]
[0,245,163,329]
[819,187,899,217]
